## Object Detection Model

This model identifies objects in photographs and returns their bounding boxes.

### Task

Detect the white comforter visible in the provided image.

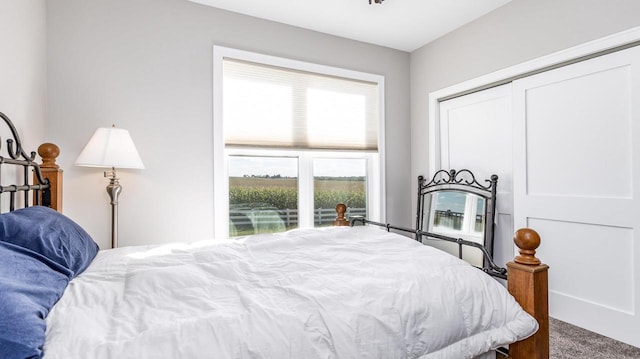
[44,226,537,359]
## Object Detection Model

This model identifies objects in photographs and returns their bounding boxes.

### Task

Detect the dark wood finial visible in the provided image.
[35,142,63,212]
[514,228,541,265]
[333,203,350,226]
[38,143,60,169]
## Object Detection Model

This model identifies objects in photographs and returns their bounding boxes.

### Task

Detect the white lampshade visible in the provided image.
[75,127,145,169]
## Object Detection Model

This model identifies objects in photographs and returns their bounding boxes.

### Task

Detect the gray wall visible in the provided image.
[0,0,46,148]
[46,0,411,248]
[410,0,640,189]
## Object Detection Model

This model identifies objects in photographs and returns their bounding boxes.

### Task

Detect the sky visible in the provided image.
[228,156,366,177]
[434,191,485,214]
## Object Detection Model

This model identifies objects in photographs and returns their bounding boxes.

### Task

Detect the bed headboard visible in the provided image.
[416,169,498,262]
[0,112,62,213]
[344,168,503,277]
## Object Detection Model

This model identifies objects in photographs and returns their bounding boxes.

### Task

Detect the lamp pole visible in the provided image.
[105,168,122,248]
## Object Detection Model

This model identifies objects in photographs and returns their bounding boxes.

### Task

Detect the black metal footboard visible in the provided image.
[349,217,507,279]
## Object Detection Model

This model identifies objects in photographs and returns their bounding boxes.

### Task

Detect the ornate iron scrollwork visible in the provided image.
[0,112,51,209]
[420,168,498,192]
[0,112,37,162]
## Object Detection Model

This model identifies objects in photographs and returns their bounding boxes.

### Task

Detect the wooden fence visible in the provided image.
[229,207,367,229]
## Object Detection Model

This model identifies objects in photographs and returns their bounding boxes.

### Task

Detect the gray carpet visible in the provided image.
[496,318,640,358]
[549,318,640,358]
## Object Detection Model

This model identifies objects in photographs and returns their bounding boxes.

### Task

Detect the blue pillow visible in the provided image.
[0,206,99,278]
[0,241,71,359]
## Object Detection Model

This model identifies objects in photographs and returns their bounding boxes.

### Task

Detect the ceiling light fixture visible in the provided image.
[369,0,384,4]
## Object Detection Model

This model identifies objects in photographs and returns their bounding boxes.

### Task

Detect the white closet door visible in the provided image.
[513,45,640,347]
[436,84,513,267]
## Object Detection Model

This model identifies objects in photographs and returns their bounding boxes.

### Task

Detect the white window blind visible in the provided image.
[223,58,379,151]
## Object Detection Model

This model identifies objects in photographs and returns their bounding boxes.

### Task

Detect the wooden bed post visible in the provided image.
[333,203,350,226]
[37,143,63,212]
[506,228,549,359]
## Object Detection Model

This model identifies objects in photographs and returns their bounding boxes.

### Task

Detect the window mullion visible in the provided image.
[298,153,313,227]
[366,154,381,222]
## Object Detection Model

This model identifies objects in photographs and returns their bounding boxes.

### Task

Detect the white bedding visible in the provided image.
[44,226,537,359]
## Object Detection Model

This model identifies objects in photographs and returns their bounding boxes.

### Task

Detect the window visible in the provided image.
[213,47,384,237]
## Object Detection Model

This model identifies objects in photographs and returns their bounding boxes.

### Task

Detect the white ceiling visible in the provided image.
[189,0,511,52]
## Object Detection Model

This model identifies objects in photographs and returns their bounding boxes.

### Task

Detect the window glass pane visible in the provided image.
[228,156,298,236]
[313,158,366,227]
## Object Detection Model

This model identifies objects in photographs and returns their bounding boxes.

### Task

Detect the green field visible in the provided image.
[229,177,366,209]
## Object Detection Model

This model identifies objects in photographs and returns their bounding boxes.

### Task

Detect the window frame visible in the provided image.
[213,46,386,238]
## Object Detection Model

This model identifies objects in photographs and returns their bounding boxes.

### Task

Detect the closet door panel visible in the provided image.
[524,64,632,198]
[513,45,640,347]
[437,85,512,268]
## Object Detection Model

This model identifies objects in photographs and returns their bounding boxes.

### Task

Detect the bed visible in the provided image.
[0,113,549,359]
